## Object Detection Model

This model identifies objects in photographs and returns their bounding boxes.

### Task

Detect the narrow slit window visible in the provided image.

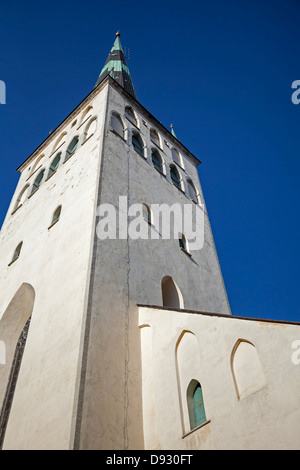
[179,234,187,251]
[50,206,62,226]
[10,242,23,265]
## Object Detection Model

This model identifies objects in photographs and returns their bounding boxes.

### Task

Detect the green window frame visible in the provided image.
[192,383,206,428]
[187,380,207,430]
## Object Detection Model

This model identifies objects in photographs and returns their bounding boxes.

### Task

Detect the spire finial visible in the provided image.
[116,31,120,37]
[170,123,177,138]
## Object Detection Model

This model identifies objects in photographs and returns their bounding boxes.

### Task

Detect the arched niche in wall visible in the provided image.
[13,184,30,212]
[231,339,266,400]
[161,276,184,309]
[0,283,35,448]
[175,330,207,434]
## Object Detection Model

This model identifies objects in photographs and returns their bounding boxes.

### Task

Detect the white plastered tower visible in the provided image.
[0,34,299,451]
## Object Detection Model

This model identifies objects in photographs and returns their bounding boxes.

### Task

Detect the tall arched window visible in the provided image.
[187,179,198,203]
[30,169,45,195]
[187,380,207,430]
[9,242,23,265]
[161,276,184,309]
[47,153,61,179]
[0,317,31,448]
[111,113,124,139]
[65,136,79,161]
[170,165,181,190]
[0,283,35,449]
[151,149,163,173]
[132,132,144,157]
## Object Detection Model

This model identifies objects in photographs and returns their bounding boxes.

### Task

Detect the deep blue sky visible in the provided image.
[0,0,299,322]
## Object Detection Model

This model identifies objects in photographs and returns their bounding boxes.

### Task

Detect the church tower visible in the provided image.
[0,33,231,450]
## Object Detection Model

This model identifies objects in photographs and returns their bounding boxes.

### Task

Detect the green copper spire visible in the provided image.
[170,124,177,138]
[95,32,137,100]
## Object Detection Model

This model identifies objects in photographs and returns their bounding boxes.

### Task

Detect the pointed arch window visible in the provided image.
[132,133,144,157]
[170,165,181,190]
[65,136,79,161]
[0,317,31,448]
[187,380,207,430]
[187,179,198,203]
[47,153,61,179]
[30,169,45,195]
[151,149,163,173]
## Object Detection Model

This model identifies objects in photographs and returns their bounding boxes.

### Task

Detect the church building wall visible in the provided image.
[139,305,300,450]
